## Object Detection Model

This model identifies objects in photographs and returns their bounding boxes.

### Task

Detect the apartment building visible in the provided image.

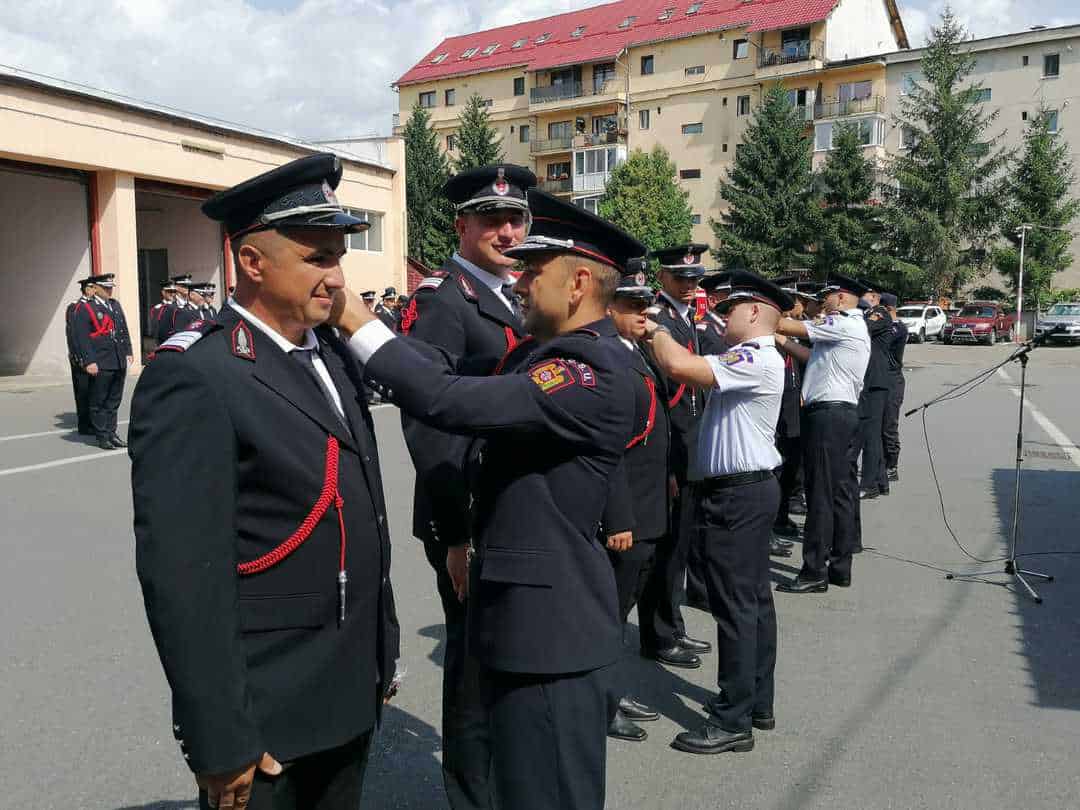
[395,0,908,244]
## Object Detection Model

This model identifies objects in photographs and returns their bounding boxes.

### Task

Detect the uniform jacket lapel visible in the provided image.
[446,257,523,335]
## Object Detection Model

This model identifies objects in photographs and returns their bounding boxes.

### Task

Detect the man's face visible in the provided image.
[101,285,114,298]
[804,299,822,318]
[609,297,649,340]
[708,289,730,310]
[862,291,881,308]
[515,254,577,341]
[240,228,347,329]
[382,297,396,311]
[659,271,699,306]
[363,297,376,312]
[161,289,173,301]
[189,290,206,307]
[823,291,853,313]
[456,210,529,273]
[785,298,805,319]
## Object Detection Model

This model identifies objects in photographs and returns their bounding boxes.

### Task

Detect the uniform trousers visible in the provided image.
[697,476,780,732]
[484,664,613,810]
[856,387,889,494]
[774,435,802,527]
[197,731,372,810]
[649,481,701,650]
[69,362,92,433]
[89,368,124,439]
[607,538,660,712]
[800,403,861,580]
[883,374,905,469]
[422,539,494,810]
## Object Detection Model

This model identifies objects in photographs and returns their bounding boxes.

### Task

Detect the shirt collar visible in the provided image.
[844,307,864,318]
[658,290,691,322]
[453,252,511,294]
[93,295,105,304]
[732,334,775,349]
[619,336,636,352]
[228,298,318,353]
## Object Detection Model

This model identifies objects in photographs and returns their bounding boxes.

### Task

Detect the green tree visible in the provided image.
[403,102,454,267]
[816,121,890,282]
[711,83,820,276]
[453,93,504,172]
[993,109,1079,310]
[598,145,693,278]
[885,7,1011,297]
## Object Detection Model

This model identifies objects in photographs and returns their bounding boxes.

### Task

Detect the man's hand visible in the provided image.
[446,545,470,602]
[329,288,378,338]
[127,355,134,367]
[85,363,99,376]
[197,752,281,809]
[642,318,660,338]
[606,531,633,553]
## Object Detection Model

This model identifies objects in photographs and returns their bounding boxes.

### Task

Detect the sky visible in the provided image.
[1,0,1077,144]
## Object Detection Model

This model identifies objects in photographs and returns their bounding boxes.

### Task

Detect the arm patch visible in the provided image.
[529,360,577,394]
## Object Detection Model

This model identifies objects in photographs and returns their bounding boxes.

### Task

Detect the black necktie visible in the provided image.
[293,348,352,436]
[502,284,522,320]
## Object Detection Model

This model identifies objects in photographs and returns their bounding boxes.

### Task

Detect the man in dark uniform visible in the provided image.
[130,154,399,810]
[769,276,807,557]
[100,275,134,435]
[394,163,535,810]
[156,275,194,344]
[697,272,731,353]
[374,287,397,328]
[71,275,127,450]
[66,278,95,435]
[199,283,219,319]
[856,287,894,500]
[645,271,791,755]
[148,281,176,339]
[173,283,214,332]
[336,188,640,810]
[881,293,907,482]
[643,244,713,670]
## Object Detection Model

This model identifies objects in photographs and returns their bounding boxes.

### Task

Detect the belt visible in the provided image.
[701,469,774,490]
[805,400,857,413]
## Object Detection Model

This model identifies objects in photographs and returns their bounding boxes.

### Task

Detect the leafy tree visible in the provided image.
[453,93,504,172]
[711,83,820,276]
[403,102,455,267]
[992,109,1079,310]
[1046,287,1080,305]
[884,7,1011,297]
[966,285,1008,302]
[598,145,693,279]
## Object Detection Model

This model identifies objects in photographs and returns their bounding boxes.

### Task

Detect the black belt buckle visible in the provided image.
[703,469,773,490]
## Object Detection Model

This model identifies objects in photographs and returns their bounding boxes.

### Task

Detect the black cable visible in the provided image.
[1015,551,1080,557]
[861,547,959,574]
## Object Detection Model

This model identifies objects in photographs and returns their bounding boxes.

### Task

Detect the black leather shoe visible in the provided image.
[828,570,852,588]
[618,696,659,722]
[650,646,702,669]
[776,576,828,594]
[887,467,899,482]
[773,520,801,539]
[859,488,879,500]
[109,434,127,448]
[789,499,807,515]
[97,437,116,450]
[676,634,712,654]
[752,713,776,731]
[769,537,793,558]
[608,710,647,742]
[672,724,754,755]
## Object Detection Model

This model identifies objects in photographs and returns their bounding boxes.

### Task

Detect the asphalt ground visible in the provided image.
[2,342,1079,809]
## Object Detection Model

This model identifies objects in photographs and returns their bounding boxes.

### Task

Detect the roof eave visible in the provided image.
[395,60,531,88]
[883,0,909,49]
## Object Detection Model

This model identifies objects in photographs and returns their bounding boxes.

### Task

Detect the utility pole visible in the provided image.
[1016,225,1028,343]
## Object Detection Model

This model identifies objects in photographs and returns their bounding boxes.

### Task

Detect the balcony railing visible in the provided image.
[529,79,617,105]
[813,96,886,119]
[530,137,573,154]
[540,177,573,194]
[758,41,824,69]
[574,131,626,147]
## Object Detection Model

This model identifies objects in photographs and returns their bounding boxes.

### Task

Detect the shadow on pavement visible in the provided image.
[364,704,448,809]
[115,801,197,810]
[417,623,446,668]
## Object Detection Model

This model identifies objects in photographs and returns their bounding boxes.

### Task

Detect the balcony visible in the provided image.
[530,137,573,155]
[573,131,626,148]
[757,41,825,70]
[529,80,621,108]
[540,177,573,195]
[813,96,886,120]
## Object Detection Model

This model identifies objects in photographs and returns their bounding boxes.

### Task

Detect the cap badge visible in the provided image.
[683,253,696,265]
[231,321,256,361]
[634,271,646,286]
[321,180,339,207]
[493,168,510,197]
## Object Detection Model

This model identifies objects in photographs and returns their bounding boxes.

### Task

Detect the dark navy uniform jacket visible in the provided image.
[363,317,633,675]
[107,298,133,358]
[71,297,123,370]
[155,301,181,344]
[864,311,895,392]
[65,298,89,367]
[130,305,398,776]
[397,256,526,549]
[652,292,705,481]
[888,320,908,377]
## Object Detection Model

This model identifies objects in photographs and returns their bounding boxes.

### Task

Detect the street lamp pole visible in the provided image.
[1016,225,1028,344]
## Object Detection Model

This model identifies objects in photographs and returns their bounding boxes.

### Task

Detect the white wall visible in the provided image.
[135,191,222,287]
[826,0,899,62]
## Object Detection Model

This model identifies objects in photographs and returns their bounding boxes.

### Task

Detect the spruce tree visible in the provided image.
[712,83,820,276]
[453,93,504,172]
[403,102,455,267]
[993,109,1079,310]
[885,7,1011,297]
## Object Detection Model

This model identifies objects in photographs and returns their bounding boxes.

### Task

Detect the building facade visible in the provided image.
[0,67,407,377]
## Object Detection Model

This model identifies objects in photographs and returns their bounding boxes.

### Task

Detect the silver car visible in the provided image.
[1035,302,1080,345]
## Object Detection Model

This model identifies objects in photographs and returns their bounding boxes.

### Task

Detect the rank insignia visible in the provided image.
[812,315,835,327]
[719,349,754,366]
[529,360,576,394]
[566,359,596,387]
[232,321,256,361]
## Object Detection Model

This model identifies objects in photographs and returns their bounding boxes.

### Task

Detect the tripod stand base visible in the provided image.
[945,562,1054,604]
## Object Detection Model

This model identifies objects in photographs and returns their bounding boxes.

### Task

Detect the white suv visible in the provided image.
[896,305,947,343]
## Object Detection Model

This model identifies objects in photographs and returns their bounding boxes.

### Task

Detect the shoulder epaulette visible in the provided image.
[152,321,222,357]
[416,275,445,292]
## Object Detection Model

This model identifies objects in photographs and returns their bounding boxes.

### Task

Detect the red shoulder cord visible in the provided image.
[81,301,113,339]
[493,334,534,376]
[626,375,657,449]
[237,436,349,624]
[666,340,695,407]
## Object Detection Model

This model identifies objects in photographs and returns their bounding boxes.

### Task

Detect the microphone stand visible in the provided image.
[905,339,1055,603]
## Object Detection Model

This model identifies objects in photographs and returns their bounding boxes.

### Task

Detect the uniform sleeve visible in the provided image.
[805,315,858,345]
[705,349,772,393]
[129,356,262,775]
[71,303,95,366]
[117,306,134,355]
[601,458,635,535]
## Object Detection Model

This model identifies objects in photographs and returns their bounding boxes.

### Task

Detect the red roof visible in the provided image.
[396,0,841,86]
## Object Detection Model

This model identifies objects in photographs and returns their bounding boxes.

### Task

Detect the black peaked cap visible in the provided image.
[652,243,708,278]
[823,274,871,297]
[444,164,537,213]
[715,270,795,314]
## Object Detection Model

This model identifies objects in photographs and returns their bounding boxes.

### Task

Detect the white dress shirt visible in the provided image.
[453,252,516,315]
[801,308,871,405]
[228,299,345,418]
[658,291,692,326]
[697,336,784,476]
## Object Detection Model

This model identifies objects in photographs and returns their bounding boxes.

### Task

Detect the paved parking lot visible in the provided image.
[2,341,1079,809]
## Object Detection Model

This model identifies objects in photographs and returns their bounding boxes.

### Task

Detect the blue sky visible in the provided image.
[1,0,1077,142]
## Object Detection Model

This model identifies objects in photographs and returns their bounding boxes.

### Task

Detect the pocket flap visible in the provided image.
[239,592,329,632]
[478,547,554,588]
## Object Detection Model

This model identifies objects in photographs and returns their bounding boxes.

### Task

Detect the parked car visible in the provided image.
[896,304,948,343]
[1035,302,1080,345]
[942,302,1016,345]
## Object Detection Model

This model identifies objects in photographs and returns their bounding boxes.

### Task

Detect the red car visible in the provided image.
[942,301,1016,345]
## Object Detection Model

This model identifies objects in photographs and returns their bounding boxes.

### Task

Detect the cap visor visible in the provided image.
[275,211,370,233]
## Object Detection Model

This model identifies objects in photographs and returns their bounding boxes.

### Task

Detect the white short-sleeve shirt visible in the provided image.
[698,336,784,477]
[801,309,871,405]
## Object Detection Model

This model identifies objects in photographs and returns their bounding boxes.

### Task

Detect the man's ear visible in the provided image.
[236,242,265,284]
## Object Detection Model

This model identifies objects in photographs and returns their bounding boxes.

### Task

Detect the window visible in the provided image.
[479,98,494,108]
[691,214,702,224]
[901,125,918,149]
[781,27,811,59]
[512,38,527,49]
[549,120,573,139]
[547,161,571,180]
[482,44,499,55]
[641,55,654,75]
[519,124,530,143]
[685,65,705,76]
[735,143,746,157]
[733,39,749,60]
[618,16,637,29]
[974,87,991,102]
[593,62,617,92]
[1022,55,1029,66]
[535,33,551,44]
[418,91,435,108]
[575,148,621,176]
[687,3,702,14]
[658,7,674,21]
[430,53,448,64]
[1022,111,1028,121]
[815,122,832,151]
[682,122,704,134]
[460,47,478,58]
[513,77,525,96]
[838,81,872,103]
[722,97,728,107]
[722,143,728,153]
[1047,109,1059,133]
[446,134,457,151]
[445,88,456,106]
[347,209,383,252]
[572,25,586,37]
[815,118,884,150]
[967,141,990,158]
[592,114,618,135]
[786,88,808,109]
[900,72,918,95]
[679,168,701,179]
[1044,54,1060,77]
[639,109,650,129]
[574,196,601,214]
[736,95,751,115]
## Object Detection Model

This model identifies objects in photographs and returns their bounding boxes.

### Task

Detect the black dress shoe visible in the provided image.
[887,467,899,482]
[608,710,647,742]
[650,646,702,669]
[828,570,852,587]
[773,520,802,538]
[776,576,828,594]
[859,488,879,500]
[788,499,807,515]
[752,713,776,731]
[618,696,659,722]
[97,437,116,450]
[769,537,793,558]
[109,434,127,448]
[78,428,95,436]
[676,634,711,653]
[672,724,754,755]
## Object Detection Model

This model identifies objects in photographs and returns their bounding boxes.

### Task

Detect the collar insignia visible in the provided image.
[232,321,256,361]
